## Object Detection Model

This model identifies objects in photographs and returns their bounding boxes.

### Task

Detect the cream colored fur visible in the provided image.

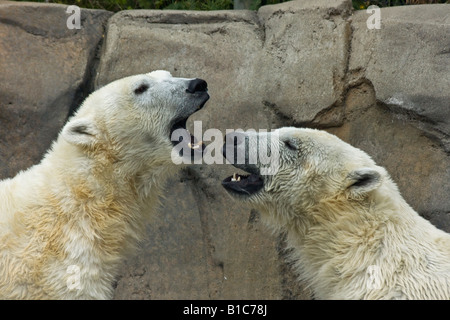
[231,127,450,299]
[0,70,205,299]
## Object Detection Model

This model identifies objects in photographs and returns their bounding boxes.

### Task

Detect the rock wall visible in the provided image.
[0,0,449,299]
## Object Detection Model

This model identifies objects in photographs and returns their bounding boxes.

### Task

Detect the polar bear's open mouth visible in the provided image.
[169,95,208,158]
[222,172,264,196]
[168,78,209,158]
[170,117,205,154]
[221,132,264,196]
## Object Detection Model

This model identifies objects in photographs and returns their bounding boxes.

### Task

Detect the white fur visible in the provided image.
[237,127,450,299]
[0,71,202,299]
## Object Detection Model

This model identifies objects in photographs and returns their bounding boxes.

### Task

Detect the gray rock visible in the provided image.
[349,5,450,150]
[0,1,112,179]
[113,169,294,299]
[255,0,353,124]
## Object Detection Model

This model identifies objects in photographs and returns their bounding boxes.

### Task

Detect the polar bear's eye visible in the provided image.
[134,83,149,95]
[284,139,297,151]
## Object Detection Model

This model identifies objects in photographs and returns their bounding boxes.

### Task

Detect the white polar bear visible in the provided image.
[222,127,450,299]
[0,70,209,299]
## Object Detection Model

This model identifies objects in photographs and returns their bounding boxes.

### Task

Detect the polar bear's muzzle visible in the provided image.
[221,131,264,196]
[169,78,209,159]
[222,172,264,196]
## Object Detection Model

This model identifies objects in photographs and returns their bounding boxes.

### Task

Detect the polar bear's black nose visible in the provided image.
[186,78,208,93]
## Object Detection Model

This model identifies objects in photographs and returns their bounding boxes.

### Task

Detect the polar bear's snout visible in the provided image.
[169,77,209,161]
[184,78,209,112]
[222,131,265,196]
[169,78,209,134]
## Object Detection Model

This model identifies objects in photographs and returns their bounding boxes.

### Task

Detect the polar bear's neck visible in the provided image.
[10,140,174,298]
[42,140,171,242]
[280,182,433,299]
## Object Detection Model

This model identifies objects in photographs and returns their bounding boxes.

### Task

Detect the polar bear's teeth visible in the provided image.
[188,140,203,150]
[231,173,241,182]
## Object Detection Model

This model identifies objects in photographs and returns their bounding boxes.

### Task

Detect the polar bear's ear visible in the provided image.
[346,168,382,198]
[62,118,99,147]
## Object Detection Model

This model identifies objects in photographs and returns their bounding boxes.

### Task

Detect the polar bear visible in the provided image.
[0,70,209,299]
[222,127,450,299]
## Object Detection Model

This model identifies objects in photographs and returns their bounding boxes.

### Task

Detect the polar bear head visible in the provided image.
[60,70,209,171]
[222,127,388,227]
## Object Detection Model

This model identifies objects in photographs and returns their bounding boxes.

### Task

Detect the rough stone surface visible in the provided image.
[1,0,449,300]
[349,5,450,151]
[255,0,353,124]
[0,1,112,179]
[114,171,289,299]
